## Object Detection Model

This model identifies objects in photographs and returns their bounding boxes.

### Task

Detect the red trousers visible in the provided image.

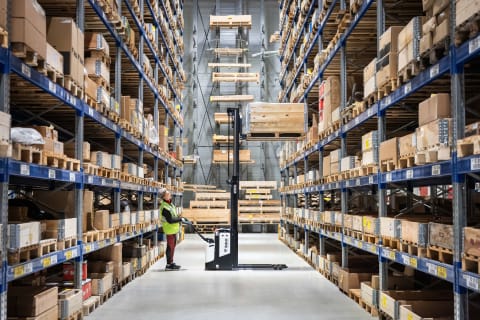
[166,234,177,264]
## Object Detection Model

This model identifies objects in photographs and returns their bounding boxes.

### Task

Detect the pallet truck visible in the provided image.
[186,108,287,271]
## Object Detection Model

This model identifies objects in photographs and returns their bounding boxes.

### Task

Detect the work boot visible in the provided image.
[165,263,181,270]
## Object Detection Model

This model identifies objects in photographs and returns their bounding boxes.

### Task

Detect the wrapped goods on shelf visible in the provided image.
[85,57,110,86]
[379,137,399,164]
[418,93,451,126]
[109,213,120,228]
[322,211,335,225]
[46,43,63,74]
[245,102,304,137]
[130,211,136,225]
[85,32,109,56]
[43,218,76,240]
[323,155,331,177]
[377,26,402,88]
[334,211,343,227]
[330,149,341,163]
[111,154,121,170]
[463,227,480,256]
[90,151,111,168]
[331,107,340,124]
[96,86,110,107]
[7,286,58,318]
[397,17,423,73]
[352,215,363,232]
[90,273,113,296]
[0,110,10,141]
[456,0,480,29]
[340,156,358,171]
[53,140,63,155]
[400,220,429,246]
[361,150,378,166]
[415,118,452,150]
[64,141,90,161]
[8,221,40,249]
[428,222,454,250]
[362,131,378,152]
[399,133,416,157]
[93,210,110,230]
[363,58,377,97]
[296,174,305,185]
[379,217,401,239]
[330,161,340,175]
[344,214,353,230]
[120,211,130,225]
[11,0,47,60]
[47,17,84,87]
[58,289,82,320]
[362,216,379,235]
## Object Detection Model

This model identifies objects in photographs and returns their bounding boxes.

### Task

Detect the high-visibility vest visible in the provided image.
[160,201,180,235]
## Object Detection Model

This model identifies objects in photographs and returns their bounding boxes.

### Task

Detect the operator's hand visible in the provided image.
[181,217,191,225]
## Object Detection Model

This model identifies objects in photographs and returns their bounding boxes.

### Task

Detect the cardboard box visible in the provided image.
[122,262,131,280]
[85,57,110,86]
[362,131,378,152]
[46,43,64,74]
[58,289,82,320]
[397,41,415,73]
[330,149,341,163]
[399,300,454,320]
[323,76,340,110]
[361,150,377,166]
[376,53,397,88]
[456,0,480,28]
[90,242,122,263]
[419,93,450,126]
[90,273,113,296]
[415,118,452,150]
[88,261,114,274]
[399,133,416,157]
[64,141,91,161]
[47,17,77,53]
[11,17,47,60]
[433,17,449,44]
[433,0,449,16]
[422,0,435,11]
[428,222,453,250]
[85,32,110,56]
[8,221,41,249]
[53,141,64,155]
[93,210,110,230]
[379,137,399,163]
[363,58,377,97]
[90,151,111,168]
[33,125,53,139]
[379,26,403,54]
[330,161,340,174]
[398,17,423,51]
[341,156,357,171]
[43,218,76,240]
[419,33,433,55]
[338,269,373,293]
[109,213,120,228]
[400,220,429,246]
[463,227,480,256]
[323,155,331,177]
[111,154,121,170]
[379,217,401,239]
[84,75,99,101]
[159,124,168,151]
[363,216,378,235]
[7,286,58,317]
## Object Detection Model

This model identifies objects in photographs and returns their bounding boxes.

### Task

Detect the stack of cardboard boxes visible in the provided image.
[361,131,378,167]
[397,16,424,78]
[363,58,376,100]
[31,125,64,157]
[8,286,59,319]
[376,26,402,91]
[0,110,11,157]
[85,32,111,108]
[318,76,340,135]
[330,149,341,176]
[420,0,450,59]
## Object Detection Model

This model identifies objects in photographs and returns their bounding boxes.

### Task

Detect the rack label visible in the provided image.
[427,262,436,275]
[381,295,387,308]
[355,117,359,125]
[69,173,75,182]
[87,107,93,117]
[369,176,374,184]
[404,82,412,95]
[14,262,33,278]
[437,266,447,279]
[385,96,391,105]
[48,81,55,92]
[406,313,414,320]
[406,169,413,179]
[469,36,480,54]
[101,179,106,186]
[87,176,93,184]
[430,64,440,78]
[21,64,31,78]
[367,108,374,117]
[356,178,360,186]
[465,274,479,290]
[101,117,107,125]
[85,244,92,253]
[471,158,480,171]
[48,169,55,179]
[432,165,441,176]
[20,164,29,176]
[386,173,392,182]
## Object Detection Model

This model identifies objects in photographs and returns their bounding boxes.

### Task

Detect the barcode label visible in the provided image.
[469,36,480,54]
[48,81,55,92]
[427,262,436,275]
[87,176,93,184]
[22,64,31,77]
[430,64,440,78]
[356,178,360,186]
[88,108,93,116]
[471,158,480,171]
[101,117,107,125]
[101,179,106,185]
[385,96,391,105]
[406,169,413,179]
[51,254,58,264]
[20,164,29,176]
[69,173,75,182]
[465,275,479,290]
[386,173,392,182]
[404,82,412,95]
[24,262,33,274]
[369,176,374,184]
[48,169,55,179]
[355,117,359,125]
[432,165,441,176]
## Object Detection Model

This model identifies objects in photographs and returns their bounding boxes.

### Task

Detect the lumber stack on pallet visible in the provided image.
[210,15,252,29]
[212,149,254,163]
[238,181,280,223]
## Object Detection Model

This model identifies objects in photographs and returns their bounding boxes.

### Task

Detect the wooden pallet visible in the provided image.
[45,63,65,87]
[397,155,415,169]
[83,163,99,176]
[380,159,397,172]
[352,102,366,118]
[63,309,83,320]
[97,289,114,305]
[82,230,100,243]
[427,245,453,264]
[64,76,84,99]
[246,132,302,141]
[350,0,364,15]
[82,296,101,316]
[98,229,116,240]
[377,78,397,100]
[7,239,57,264]
[397,61,421,87]
[0,27,7,48]
[12,143,43,165]
[84,94,98,109]
[462,253,480,274]
[358,165,377,176]
[415,146,451,165]
[58,237,77,251]
[362,233,378,244]
[420,37,449,68]
[455,12,480,46]
[457,136,480,158]
[11,42,45,70]
[66,157,81,171]
[399,240,427,258]
[364,91,378,108]
[381,236,401,250]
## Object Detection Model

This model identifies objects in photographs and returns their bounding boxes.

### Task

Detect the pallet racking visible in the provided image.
[278,0,480,319]
[0,0,185,318]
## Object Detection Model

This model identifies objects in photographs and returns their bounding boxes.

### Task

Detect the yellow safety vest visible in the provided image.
[160,201,180,235]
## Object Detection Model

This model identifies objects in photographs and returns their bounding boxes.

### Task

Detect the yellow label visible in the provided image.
[42,257,51,268]
[389,251,396,260]
[410,257,418,268]
[381,295,387,308]
[358,241,363,249]
[210,97,213,102]
[85,244,92,253]
[65,250,73,260]
[437,266,447,279]
[407,313,414,320]
[14,266,24,278]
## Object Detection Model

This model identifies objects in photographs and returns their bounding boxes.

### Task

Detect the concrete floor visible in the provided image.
[88,234,375,320]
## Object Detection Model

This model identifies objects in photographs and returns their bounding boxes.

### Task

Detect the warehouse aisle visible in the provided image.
[88,234,375,320]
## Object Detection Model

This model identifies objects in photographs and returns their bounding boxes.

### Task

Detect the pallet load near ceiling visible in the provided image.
[212,72,260,83]
[214,113,230,125]
[238,181,280,224]
[182,190,230,232]
[209,15,252,29]
[213,48,248,56]
[212,134,234,146]
[212,149,254,164]
[210,95,255,102]
[245,102,305,141]
[208,63,252,69]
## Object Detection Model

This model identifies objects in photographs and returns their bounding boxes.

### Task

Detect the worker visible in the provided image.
[159,188,185,270]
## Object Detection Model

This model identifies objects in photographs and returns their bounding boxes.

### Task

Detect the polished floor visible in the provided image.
[88,234,375,320]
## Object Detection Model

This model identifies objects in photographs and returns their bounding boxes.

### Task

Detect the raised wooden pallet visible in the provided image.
[213,48,247,56]
[212,72,260,83]
[350,0,365,15]
[190,200,228,209]
[82,230,100,243]
[381,236,401,250]
[455,12,480,46]
[8,239,57,265]
[458,135,480,157]
[63,309,83,320]
[399,240,427,258]
[0,27,7,48]
[463,253,480,274]
[358,165,377,176]
[397,60,421,87]
[246,132,302,141]
[362,233,379,245]
[58,236,77,251]
[97,228,116,240]
[208,62,252,69]
[397,155,415,169]
[12,143,43,165]
[45,63,65,87]
[82,296,101,316]
[97,289,114,305]
[210,95,254,102]
[212,134,233,144]
[43,151,66,169]
[11,42,45,70]
[364,91,378,108]
[83,163,99,176]
[415,146,451,165]
[380,159,397,172]
[377,78,398,100]
[427,245,453,264]
[64,76,84,99]
[210,15,252,29]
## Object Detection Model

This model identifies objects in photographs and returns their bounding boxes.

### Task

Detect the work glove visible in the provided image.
[181,217,192,225]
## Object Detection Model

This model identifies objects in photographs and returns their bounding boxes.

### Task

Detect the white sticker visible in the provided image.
[356,178,360,186]
[71,248,78,257]
[48,81,55,92]
[69,173,75,182]
[406,169,413,179]
[101,117,107,125]
[430,64,440,78]
[88,108,93,116]
[87,176,93,184]
[101,178,106,185]
[48,169,55,179]
[355,117,359,125]
[20,164,29,176]
[336,182,340,189]
[427,262,436,275]
[469,36,480,54]
[369,176,374,184]
[22,64,31,77]
[432,165,441,176]
[401,254,410,265]
[367,108,374,117]
[51,254,58,264]
[24,262,33,274]
[404,82,412,95]
[385,96,391,105]
[471,158,480,171]
[113,124,118,131]
[465,274,479,290]
[386,172,392,182]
